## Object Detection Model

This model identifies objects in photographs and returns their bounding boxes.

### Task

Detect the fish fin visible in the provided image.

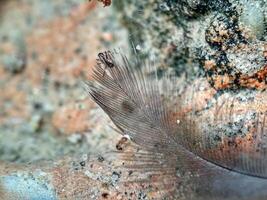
[86,50,267,180]
[93,145,180,200]
[86,50,178,153]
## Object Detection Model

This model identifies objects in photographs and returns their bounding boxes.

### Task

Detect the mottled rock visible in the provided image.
[52,99,95,135]
[0,0,125,163]
[114,0,266,90]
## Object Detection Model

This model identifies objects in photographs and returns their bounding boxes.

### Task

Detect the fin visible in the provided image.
[108,148,179,199]
[86,50,267,199]
[87,51,178,153]
[89,144,267,200]
[174,84,267,178]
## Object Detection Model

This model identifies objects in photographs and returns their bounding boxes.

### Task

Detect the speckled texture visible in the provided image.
[113,0,267,150]
[0,0,126,163]
[114,0,266,90]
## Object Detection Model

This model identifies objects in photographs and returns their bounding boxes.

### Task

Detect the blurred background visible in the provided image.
[1,0,266,164]
[0,0,128,163]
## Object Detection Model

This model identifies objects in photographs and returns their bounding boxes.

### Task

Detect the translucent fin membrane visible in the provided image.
[87,51,178,153]
[81,146,180,200]
[86,50,267,179]
[174,81,267,178]
[87,145,267,200]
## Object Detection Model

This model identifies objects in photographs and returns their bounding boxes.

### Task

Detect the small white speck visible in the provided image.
[136,45,142,51]
[123,134,131,140]
[176,119,180,124]
[199,86,205,91]
[81,154,88,161]
[67,134,82,144]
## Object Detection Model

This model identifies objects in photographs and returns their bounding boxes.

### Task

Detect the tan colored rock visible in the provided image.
[52,99,96,135]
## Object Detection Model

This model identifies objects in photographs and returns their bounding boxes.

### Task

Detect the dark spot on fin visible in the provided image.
[121,100,135,113]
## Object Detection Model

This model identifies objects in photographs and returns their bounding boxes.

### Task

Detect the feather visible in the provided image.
[86,50,267,199]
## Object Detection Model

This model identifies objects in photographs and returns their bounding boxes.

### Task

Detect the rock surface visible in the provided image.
[114,0,266,90]
[0,0,126,163]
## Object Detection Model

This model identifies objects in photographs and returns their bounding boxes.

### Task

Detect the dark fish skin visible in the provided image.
[87,50,267,200]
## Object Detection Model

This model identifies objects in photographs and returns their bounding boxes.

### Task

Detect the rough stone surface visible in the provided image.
[114,0,266,90]
[0,0,125,163]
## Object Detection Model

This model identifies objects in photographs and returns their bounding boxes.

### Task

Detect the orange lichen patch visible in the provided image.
[206,18,234,47]
[203,39,266,91]
[211,74,234,90]
[52,99,96,135]
[208,64,267,90]
[25,1,99,86]
[204,60,216,70]
[238,66,267,89]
